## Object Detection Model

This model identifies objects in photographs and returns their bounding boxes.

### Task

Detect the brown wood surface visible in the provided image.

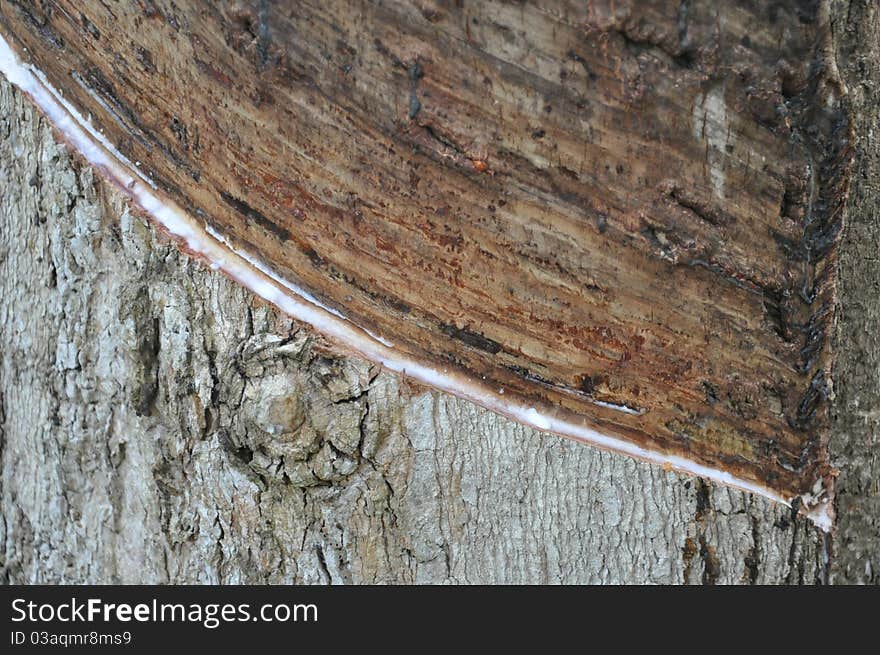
[0,1,852,506]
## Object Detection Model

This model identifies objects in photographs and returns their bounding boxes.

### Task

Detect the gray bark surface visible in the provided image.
[0,80,827,585]
[0,0,876,584]
[828,0,880,584]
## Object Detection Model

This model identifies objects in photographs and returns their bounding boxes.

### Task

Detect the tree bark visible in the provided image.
[0,0,877,584]
[827,0,880,584]
[0,0,853,504]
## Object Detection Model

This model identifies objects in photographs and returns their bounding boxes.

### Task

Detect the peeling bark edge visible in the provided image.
[788,0,856,534]
[0,32,835,531]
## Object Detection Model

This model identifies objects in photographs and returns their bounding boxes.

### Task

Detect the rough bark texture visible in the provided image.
[0,0,877,585]
[0,0,852,499]
[828,0,880,584]
[0,77,828,585]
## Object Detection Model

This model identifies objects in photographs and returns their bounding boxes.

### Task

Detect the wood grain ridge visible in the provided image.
[0,1,852,526]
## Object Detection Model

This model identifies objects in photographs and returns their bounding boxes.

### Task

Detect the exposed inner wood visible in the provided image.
[0,1,851,510]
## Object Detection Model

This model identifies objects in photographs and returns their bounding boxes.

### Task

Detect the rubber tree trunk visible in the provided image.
[0,0,877,584]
